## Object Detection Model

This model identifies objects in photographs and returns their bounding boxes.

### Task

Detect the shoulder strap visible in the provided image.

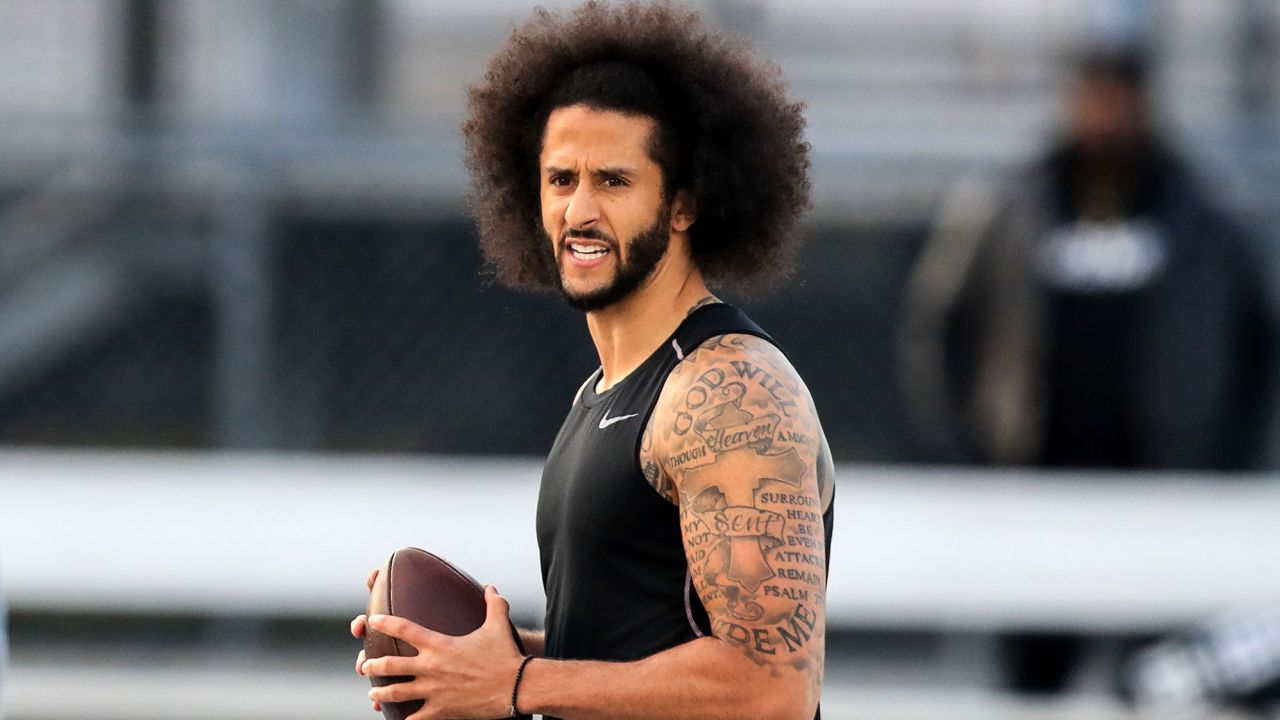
[670,303,779,360]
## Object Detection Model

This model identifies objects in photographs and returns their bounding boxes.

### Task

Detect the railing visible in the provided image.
[3,449,1277,629]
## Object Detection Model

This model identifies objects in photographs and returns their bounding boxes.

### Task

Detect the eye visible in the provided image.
[548,174,573,188]
[602,175,627,188]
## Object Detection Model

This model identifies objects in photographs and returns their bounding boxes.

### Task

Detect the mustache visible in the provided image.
[561,227,616,246]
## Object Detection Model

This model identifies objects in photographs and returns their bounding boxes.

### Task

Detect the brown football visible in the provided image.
[364,547,530,720]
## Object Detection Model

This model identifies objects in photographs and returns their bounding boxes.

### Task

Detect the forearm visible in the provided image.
[517,636,814,720]
[517,627,545,657]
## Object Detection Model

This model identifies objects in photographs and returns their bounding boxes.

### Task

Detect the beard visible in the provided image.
[548,204,672,312]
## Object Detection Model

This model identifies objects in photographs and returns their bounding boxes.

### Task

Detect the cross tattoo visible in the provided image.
[682,447,806,594]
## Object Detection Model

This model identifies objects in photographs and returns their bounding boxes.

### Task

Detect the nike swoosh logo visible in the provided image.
[599,412,639,429]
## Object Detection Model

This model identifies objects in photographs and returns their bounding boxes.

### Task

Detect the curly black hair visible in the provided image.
[462,0,811,291]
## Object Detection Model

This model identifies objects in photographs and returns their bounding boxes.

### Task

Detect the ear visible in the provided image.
[669,190,697,233]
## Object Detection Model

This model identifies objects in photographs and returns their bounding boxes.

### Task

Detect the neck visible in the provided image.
[585,255,712,392]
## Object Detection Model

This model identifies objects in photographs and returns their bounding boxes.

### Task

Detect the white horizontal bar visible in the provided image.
[1,450,1278,631]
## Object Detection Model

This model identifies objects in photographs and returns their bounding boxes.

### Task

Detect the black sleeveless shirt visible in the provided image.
[536,304,834,717]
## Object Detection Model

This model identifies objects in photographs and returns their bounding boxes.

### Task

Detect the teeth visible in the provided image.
[568,243,608,258]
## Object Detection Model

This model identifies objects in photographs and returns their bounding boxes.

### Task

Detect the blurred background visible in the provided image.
[1,0,1280,718]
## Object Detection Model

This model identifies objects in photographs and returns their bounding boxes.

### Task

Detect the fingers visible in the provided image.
[357,569,380,713]
[360,653,417,678]
[357,647,381,711]
[483,585,511,628]
[367,614,444,652]
[370,678,425,704]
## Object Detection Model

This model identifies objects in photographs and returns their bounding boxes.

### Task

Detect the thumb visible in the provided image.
[484,584,511,626]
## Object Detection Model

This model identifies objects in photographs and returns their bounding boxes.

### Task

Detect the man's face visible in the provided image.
[1067,74,1148,156]
[539,105,672,311]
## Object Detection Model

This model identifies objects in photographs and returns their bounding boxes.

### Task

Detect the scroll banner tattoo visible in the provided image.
[694,400,780,454]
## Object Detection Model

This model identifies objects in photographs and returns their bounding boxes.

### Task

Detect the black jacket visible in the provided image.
[900,143,1277,468]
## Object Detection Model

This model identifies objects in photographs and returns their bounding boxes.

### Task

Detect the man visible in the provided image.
[901,48,1275,473]
[351,2,834,718]
[899,48,1277,692]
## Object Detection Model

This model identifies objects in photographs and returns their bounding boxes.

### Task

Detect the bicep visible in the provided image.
[653,336,827,675]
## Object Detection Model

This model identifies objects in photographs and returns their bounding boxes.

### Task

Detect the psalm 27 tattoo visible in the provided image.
[641,333,835,697]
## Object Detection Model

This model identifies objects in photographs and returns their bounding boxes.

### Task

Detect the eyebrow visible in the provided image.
[593,166,638,178]
[542,165,639,178]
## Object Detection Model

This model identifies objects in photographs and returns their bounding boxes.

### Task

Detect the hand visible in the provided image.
[352,566,379,651]
[352,567,381,712]
[362,585,525,720]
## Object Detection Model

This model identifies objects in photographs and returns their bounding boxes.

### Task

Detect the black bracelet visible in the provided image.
[509,654,535,717]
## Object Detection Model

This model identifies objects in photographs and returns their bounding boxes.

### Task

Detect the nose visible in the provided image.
[564,183,600,230]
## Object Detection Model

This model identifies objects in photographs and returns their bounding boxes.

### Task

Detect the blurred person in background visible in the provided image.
[899,48,1278,692]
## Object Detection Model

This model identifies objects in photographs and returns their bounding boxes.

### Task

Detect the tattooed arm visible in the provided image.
[654,333,829,709]
[361,335,832,720]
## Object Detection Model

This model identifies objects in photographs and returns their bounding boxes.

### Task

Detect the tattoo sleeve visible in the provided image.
[640,334,833,694]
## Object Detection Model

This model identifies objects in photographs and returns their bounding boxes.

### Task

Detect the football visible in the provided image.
[364,547,530,720]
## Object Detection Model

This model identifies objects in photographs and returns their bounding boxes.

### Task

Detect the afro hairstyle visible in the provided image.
[462,0,811,292]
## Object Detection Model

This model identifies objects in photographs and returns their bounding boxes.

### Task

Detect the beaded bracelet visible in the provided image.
[509,654,535,717]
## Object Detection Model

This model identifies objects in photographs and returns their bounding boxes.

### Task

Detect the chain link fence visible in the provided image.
[0,204,929,460]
